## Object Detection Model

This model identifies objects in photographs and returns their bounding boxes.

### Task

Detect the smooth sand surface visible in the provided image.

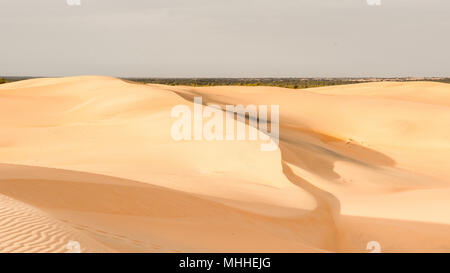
[0,76,449,252]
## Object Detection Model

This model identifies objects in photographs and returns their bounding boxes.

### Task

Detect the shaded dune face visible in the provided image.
[0,76,449,252]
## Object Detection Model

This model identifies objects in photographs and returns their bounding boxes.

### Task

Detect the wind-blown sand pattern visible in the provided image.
[0,193,109,253]
[0,76,449,252]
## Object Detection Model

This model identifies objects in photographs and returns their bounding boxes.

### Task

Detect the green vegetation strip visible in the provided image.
[1,77,449,88]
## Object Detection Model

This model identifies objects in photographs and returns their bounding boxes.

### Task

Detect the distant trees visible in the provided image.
[435,79,450,84]
[0,78,6,84]
[126,78,364,89]
[119,77,450,89]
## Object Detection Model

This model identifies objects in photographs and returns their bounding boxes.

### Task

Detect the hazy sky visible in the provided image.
[1,0,449,77]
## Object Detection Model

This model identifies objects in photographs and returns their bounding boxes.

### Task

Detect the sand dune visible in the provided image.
[0,192,110,253]
[0,76,449,252]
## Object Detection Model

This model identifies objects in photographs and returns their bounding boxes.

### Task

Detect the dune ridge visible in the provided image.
[0,76,449,252]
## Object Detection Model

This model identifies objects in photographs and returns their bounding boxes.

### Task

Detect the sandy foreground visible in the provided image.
[0,76,449,253]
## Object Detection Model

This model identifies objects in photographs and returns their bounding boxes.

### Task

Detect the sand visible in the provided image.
[0,76,449,252]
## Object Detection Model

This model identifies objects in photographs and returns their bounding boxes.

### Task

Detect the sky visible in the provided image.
[1,0,449,78]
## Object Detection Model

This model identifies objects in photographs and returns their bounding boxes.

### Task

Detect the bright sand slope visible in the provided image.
[0,76,449,252]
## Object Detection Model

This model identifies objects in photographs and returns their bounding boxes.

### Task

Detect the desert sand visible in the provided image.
[0,76,449,253]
